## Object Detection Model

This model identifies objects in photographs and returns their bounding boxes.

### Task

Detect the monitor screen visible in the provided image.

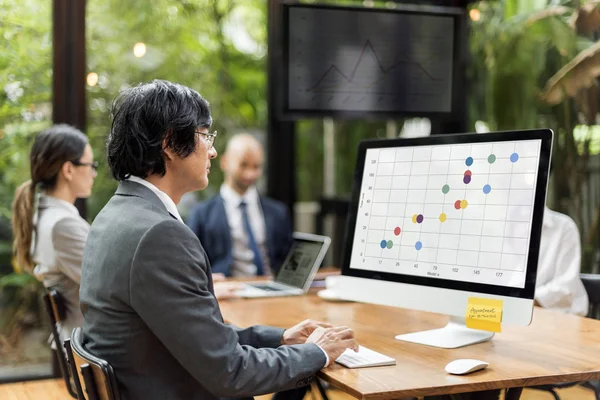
[282,3,464,118]
[342,130,553,301]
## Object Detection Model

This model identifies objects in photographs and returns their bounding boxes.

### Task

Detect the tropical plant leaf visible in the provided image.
[524,5,571,26]
[570,2,600,35]
[541,40,600,105]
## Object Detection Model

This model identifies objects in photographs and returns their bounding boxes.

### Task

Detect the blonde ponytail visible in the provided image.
[12,180,36,273]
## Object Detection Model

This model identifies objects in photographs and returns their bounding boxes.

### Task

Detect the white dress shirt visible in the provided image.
[128,176,183,222]
[536,207,589,316]
[220,184,271,277]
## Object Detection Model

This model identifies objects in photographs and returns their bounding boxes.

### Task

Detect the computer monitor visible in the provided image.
[280,2,465,119]
[337,129,553,348]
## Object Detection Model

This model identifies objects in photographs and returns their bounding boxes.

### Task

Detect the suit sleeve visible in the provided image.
[231,325,285,348]
[130,220,325,397]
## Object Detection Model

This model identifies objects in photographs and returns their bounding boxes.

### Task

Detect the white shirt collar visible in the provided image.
[38,195,80,216]
[127,176,183,223]
[220,184,259,208]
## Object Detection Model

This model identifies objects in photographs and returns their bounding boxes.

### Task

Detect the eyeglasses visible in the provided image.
[196,130,217,149]
[71,160,99,172]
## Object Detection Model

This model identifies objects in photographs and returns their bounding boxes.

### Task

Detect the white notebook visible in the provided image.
[335,345,396,368]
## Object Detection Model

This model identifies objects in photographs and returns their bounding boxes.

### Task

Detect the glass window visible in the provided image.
[0,0,53,382]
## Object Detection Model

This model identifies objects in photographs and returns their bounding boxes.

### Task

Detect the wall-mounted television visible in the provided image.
[278,2,466,120]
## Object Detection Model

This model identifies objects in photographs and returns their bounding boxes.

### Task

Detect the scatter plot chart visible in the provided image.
[350,139,543,289]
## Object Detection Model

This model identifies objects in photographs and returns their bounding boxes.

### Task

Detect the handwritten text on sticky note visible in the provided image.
[465,297,503,333]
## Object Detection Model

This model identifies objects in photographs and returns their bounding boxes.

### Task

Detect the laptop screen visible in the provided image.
[275,236,329,289]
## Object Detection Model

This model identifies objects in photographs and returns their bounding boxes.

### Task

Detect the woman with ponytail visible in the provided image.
[12,124,97,343]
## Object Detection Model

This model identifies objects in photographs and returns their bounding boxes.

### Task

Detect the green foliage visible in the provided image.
[469,1,576,131]
[85,0,269,217]
[469,0,600,272]
[0,0,52,224]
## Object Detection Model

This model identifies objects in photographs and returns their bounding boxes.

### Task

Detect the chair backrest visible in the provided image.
[42,289,77,398]
[581,273,600,319]
[67,327,121,400]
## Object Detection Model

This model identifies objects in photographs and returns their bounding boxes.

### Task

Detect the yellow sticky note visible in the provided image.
[465,297,503,333]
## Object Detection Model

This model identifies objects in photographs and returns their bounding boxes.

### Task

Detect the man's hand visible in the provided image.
[214,282,244,300]
[306,326,358,367]
[281,319,333,345]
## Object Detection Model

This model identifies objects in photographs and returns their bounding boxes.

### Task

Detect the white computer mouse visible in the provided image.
[445,359,489,375]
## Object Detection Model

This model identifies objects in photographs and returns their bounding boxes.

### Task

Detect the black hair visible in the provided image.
[107,79,212,180]
[31,124,88,189]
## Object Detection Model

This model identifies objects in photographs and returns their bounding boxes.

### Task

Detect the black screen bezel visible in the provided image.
[279,2,466,120]
[340,129,553,300]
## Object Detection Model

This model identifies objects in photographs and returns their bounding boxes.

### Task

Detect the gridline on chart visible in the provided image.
[350,140,542,289]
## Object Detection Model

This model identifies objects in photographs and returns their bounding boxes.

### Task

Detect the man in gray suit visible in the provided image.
[80,80,357,400]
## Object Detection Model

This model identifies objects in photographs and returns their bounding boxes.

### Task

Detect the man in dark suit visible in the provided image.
[187,133,292,277]
[79,80,358,400]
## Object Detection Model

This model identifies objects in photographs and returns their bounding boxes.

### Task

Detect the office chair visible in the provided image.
[529,273,600,400]
[65,327,121,400]
[42,289,77,398]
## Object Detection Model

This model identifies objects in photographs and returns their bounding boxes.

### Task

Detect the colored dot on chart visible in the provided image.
[460,199,469,209]
[380,240,387,249]
[454,200,462,210]
[386,240,393,249]
[439,213,447,222]
[394,227,401,236]
[483,184,492,194]
[465,157,473,166]
[510,152,519,163]
[463,175,472,184]
[464,170,472,177]
[488,154,496,164]
[415,241,423,251]
[442,184,450,194]
[412,214,418,223]
[416,214,424,223]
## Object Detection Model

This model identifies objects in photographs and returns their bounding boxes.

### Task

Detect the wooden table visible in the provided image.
[219,293,600,399]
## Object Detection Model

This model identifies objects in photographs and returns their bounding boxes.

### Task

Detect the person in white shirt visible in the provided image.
[188,133,293,278]
[535,207,589,315]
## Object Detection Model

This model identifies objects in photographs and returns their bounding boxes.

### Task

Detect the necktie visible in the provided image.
[239,201,265,276]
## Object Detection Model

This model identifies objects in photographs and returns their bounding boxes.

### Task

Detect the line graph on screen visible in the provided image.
[306,40,442,96]
[287,6,455,112]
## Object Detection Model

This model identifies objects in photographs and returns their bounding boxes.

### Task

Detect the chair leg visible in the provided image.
[314,379,329,400]
[505,387,523,400]
[583,380,600,400]
[547,389,561,400]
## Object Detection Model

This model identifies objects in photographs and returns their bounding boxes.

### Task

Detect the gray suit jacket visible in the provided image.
[80,181,325,400]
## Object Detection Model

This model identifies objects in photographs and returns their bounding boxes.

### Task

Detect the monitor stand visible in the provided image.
[395,316,494,349]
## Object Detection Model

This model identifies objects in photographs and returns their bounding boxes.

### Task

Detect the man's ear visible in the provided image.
[220,154,228,171]
[162,135,175,161]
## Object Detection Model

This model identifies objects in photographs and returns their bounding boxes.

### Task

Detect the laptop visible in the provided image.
[238,232,331,298]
